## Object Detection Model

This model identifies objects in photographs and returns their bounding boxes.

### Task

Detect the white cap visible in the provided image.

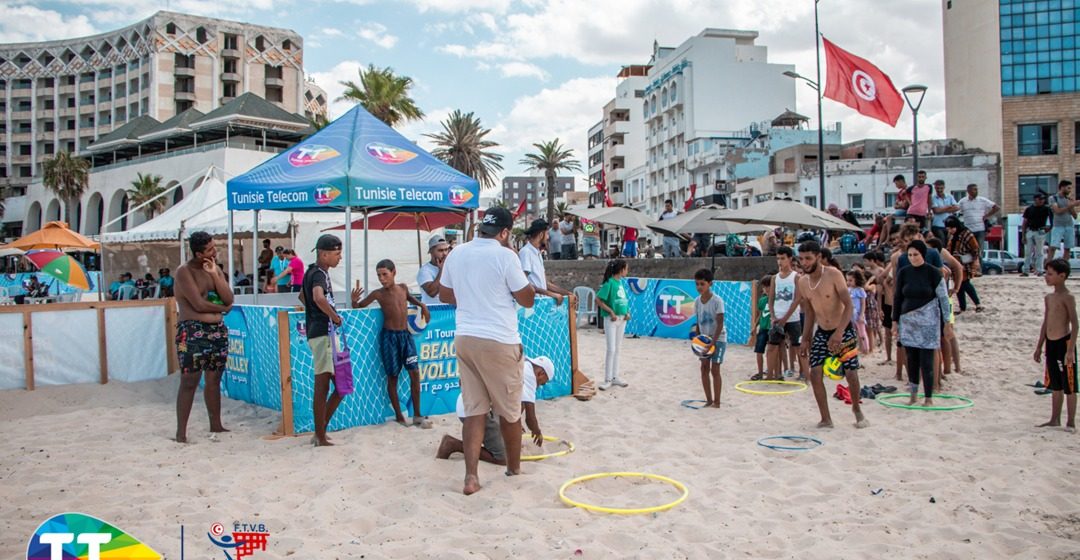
[526,355,555,382]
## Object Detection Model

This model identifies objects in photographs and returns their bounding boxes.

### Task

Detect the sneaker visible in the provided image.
[612,378,629,387]
[598,382,612,391]
[1020,272,1029,277]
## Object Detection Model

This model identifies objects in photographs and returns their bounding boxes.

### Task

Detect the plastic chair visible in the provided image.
[0,287,12,306]
[573,286,597,327]
[117,284,137,300]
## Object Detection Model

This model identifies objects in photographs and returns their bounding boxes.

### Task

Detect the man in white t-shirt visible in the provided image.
[519,218,575,306]
[659,199,681,257]
[417,234,449,306]
[439,206,536,495]
[957,183,999,258]
[437,356,554,465]
[767,246,806,381]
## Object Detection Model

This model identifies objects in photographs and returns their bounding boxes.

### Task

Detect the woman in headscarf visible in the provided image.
[945,216,984,314]
[892,239,953,407]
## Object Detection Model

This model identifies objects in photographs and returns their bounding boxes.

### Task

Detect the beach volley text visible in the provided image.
[417,327,458,393]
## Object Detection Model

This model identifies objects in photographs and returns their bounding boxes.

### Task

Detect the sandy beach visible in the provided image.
[3,276,1079,559]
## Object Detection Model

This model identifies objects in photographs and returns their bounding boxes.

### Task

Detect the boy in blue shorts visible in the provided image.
[356,259,432,428]
[692,268,726,408]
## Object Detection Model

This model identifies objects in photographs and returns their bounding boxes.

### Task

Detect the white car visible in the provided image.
[983,250,1023,273]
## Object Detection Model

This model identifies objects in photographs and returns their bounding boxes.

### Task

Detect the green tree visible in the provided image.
[554,201,569,221]
[337,64,424,127]
[41,151,90,228]
[425,110,503,190]
[491,198,510,209]
[520,139,581,222]
[126,173,167,220]
[306,113,330,138]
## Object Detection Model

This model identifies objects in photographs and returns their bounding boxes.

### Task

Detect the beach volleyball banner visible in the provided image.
[624,278,753,344]
[222,305,291,411]
[283,297,573,434]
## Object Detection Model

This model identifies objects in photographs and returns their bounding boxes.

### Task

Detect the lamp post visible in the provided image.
[783,70,826,210]
[901,84,928,187]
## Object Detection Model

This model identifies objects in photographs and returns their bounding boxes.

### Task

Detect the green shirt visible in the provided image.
[757,295,771,331]
[597,277,629,318]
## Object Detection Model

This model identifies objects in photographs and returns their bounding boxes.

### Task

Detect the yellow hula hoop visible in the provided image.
[559,472,690,515]
[734,380,809,395]
[521,435,575,461]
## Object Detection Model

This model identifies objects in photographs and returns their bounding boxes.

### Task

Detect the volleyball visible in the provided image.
[822,356,843,380]
[627,277,648,295]
[407,307,428,335]
[691,334,715,357]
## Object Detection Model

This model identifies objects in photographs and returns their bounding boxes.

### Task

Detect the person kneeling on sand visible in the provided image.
[437,356,554,464]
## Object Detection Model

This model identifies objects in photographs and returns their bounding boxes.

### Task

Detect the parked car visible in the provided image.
[983,250,1023,273]
[1068,248,1080,272]
[982,261,1004,275]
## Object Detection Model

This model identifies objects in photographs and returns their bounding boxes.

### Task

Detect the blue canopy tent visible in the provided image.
[226,105,480,302]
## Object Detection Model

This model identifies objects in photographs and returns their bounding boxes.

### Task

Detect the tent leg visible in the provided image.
[99,240,107,302]
[344,207,352,309]
[415,214,422,265]
[252,210,259,304]
[710,234,716,274]
[363,210,369,294]
[227,211,234,290]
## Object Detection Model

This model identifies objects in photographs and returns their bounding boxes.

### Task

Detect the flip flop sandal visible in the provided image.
[750,373,765,381]
[1026,381,1045,388]
[1035,389,1053,395]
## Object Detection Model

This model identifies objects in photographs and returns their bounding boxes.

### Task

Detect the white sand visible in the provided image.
[2,276,1079,559]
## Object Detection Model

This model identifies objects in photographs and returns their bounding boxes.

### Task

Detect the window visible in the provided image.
[1075,121,1080,153]
[848,194,863,210]
[1019,123,1058,154]
[19,144,31,155]
[265,86,283,102]
[223,58,238,74]
[804,196,817,208]
[223,82,237,98]
[282,39,292,50]
[224,34,238,50]
[255,36,266,51]
[165,22,176,35]
[1019,174,1058,206]
[951,190,966,202]
[196,27,207,43]
[44,143,54,155]
[44,121,54,132]
[1000,1,1080,96]
[885,192,897,208]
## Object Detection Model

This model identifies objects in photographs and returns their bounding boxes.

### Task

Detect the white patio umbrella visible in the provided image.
[649,205,769,236]
[718,198,863,232]
[565,206,657,230]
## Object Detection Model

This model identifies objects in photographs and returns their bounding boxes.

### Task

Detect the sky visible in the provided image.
[2,0,947,192]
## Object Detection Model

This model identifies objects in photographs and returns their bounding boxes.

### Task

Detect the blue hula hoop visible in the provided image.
[757,435,824,451]
[681,399,708,410]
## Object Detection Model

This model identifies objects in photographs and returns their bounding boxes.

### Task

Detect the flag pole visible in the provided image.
[814,0,826,210]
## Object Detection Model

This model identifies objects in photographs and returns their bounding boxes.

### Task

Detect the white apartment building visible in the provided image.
[0,10,327,234]
[586,119,603,205]
[642,29,796,218]
[603,65,649,208]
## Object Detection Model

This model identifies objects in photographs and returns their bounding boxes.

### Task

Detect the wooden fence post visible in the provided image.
[276,310,294,436]
[23,311,33,391]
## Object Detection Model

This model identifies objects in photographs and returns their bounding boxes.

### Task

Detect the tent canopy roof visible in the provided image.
[226,104,480,212]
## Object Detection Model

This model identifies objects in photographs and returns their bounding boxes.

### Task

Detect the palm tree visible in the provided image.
[41,151,90,228]
[554,201,569,221]
[337,64,424,127]
[424,110,503,190]
[305,113,330,139]
[491,198,510,210]
[127,173,167,220]
[520,139,582,222]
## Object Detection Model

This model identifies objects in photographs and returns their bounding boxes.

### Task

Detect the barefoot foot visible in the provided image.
[1037,421,1061,428]
[210,426,231,433]
[854,412,870,429]
[435,435,456,459]
[817,420,834,429]
[463,475,482,495]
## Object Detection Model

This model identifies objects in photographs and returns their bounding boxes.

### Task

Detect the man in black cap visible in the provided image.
[1022,192,1052,276]
[299,233,361,447]
[519,218,575,306]
[439,206,536,495]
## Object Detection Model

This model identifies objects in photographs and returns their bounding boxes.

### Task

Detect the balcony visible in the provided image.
[12,110,32,120]
[79,81,96,92]
[221,72,241,82]
[98,101,113,111]
[36,131,53,141]
[219,95,236,105]
[58,84,76,94]
[37,87,54,96]
[174,66,196,78]
[611,143,629,159]
[611,120,632,136]
[264,76,284,87]
[222,48,241,57]
[174,90,196,102]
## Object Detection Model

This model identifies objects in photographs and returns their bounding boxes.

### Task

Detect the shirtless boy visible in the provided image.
[796,240,869,428]
[356,259,432,428]
[174,231,235,443]
[1034,259,1078,431]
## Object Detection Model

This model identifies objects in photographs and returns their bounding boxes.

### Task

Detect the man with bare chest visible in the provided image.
[796,240,869,429]
[174,231,235,443]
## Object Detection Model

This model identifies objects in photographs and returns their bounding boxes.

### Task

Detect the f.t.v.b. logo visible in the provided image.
[26,512,162,560]
[207,521,270,560]
[655,285,693,326]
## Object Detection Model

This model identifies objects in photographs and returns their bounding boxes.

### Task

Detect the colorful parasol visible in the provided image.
[24,250,92,291]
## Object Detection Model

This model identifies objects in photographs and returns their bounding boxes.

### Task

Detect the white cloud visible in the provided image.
[408,0,511,14]
[309,60,367,119]
[321,27,345,37]
[397,106,456,151]
[57,0,277,19]
[0,4,96,43]
[356,22,398,49]
[497,61,548,80]
[491,76,617,171]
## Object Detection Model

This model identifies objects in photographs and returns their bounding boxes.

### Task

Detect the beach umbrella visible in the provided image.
[24,250,92,291]
[0,246,25,257]
[7,221,101,251]
[566,206,657,230]
[718,199,862,232]
[648,206,768,236]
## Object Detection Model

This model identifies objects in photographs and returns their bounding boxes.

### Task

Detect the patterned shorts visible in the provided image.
[809,325,860,372]
[379,329,418,377]
[176,320,228,375]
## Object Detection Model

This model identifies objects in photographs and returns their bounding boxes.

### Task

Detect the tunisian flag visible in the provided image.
[596,171,613,207]
[512,198,527,219]
[822,37,904,126]
[684,183,697,211]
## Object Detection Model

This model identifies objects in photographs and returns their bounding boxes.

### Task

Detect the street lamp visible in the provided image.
[901,84,928,188]
[782,70,826,211]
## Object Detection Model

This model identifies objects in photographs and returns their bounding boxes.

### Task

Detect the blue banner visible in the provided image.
[227,105,480,211]
[222,305,291,411]
[624,278,753,344]
[284,297,572,434]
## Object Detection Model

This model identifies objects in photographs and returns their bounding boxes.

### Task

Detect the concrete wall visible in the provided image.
[544,255,864,288]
